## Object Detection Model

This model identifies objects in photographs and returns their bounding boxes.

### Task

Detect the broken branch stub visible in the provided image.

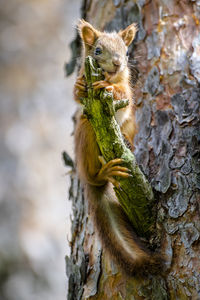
[83,56,155,238]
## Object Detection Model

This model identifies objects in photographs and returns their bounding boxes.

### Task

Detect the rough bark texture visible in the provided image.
[66,1,200,299]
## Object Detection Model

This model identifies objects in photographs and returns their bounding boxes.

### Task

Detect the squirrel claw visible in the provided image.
[74,76,88,99]
[75,76,87,91]
[97,157,129,187]
[75,83,86,91]
[93,80,110,90]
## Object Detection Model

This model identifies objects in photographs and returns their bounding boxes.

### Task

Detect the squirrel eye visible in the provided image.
[95,47,102,55]
[126,50,129,56]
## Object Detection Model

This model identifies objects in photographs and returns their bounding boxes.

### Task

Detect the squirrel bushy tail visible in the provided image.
[85,183,162,276]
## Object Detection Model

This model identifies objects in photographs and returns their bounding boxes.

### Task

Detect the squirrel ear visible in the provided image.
[78,19,100,46]
[119,23,137,46]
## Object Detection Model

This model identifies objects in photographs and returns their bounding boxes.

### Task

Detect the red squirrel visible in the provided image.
[74,20,160,276]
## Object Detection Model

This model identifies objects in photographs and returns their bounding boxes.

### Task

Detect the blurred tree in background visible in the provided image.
[0,0,80,299]
[66,0,200,299]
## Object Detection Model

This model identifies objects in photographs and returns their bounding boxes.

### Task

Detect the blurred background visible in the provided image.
[0,0,81,299]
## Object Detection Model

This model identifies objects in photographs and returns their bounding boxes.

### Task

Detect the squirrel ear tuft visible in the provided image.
[119,23,137,46]
[78,19,100,46]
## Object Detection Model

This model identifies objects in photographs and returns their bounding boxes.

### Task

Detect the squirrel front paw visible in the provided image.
[97,156,131,188]
[92,81,113,92]
[74,76,88,99]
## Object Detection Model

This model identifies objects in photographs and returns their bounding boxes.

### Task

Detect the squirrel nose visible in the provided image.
[112,55,121,66]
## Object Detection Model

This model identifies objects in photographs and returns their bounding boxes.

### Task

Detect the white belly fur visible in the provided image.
[115,107,130,126]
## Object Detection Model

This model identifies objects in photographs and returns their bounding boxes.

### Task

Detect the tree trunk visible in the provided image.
[66,1,200,299]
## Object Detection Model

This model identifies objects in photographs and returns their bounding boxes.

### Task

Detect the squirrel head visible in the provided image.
[78,20,137,80]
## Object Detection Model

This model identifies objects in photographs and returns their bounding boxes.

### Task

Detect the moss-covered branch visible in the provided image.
[83,56,155,238]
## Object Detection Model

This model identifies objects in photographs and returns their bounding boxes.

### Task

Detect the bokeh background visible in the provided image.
[0,0,81,299]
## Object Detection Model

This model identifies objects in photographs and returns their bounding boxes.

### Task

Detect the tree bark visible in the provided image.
[66,1,200,299]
